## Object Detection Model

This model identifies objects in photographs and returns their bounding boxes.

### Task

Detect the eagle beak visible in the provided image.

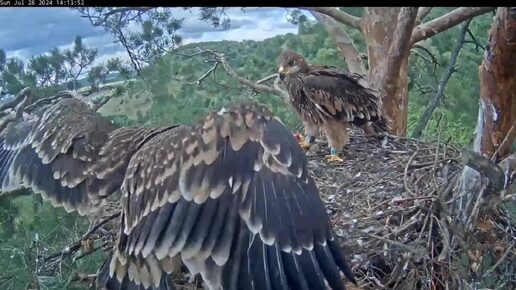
[278,66,287,81]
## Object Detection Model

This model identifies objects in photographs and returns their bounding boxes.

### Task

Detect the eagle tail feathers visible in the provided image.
[372,115,390,135]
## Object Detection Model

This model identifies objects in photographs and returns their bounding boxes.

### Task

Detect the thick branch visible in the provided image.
[383,8,418,94]
[415,7,432,25]
[411,7,495,45]
[310,11,365,74]
[411,20,470,139]
[303,7,362,31]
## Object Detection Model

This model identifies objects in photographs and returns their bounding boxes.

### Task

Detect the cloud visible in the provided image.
[179,8,301,44]
[0,8,104,56]
[93,50,130,66]
[0,7,311,67]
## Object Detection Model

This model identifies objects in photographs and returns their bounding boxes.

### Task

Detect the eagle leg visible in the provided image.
[325,147,344,163]
[322,121,348,163]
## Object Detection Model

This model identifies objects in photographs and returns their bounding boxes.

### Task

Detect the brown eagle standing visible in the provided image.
[277,49,389,162]
[0,89,356,290]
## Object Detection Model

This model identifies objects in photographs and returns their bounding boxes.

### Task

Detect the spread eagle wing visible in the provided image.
[0,95,177,215]
[98,102,356,290]
[302,69,383,125]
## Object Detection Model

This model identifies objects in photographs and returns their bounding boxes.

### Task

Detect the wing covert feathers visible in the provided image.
[101,102,355,290]
[303,70,383,126]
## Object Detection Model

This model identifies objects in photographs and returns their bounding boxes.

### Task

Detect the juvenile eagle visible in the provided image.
[277,50,389,162]
[0,89,356,290]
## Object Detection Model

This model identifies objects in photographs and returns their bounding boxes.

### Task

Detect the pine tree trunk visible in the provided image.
[362,7,417,136]
[477,8,516,160]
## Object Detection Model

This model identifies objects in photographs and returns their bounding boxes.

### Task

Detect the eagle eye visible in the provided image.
[288,60,296,66]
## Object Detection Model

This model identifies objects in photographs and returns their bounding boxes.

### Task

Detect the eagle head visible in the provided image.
[277,49,309,81]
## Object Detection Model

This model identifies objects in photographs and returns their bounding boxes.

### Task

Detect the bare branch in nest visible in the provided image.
[365,232,425,256]
[490,121,516,163]
[460,149,506,192]
[482,241,515,278]
[404,148,420,197]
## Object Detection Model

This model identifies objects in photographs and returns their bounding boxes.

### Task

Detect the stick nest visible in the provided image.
[41,132,516,290]
[308,133,462,289]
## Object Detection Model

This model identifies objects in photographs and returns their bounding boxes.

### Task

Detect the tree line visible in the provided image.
[0,36,132,98]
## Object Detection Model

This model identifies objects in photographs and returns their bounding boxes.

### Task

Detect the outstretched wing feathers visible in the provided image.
[303,69,381,123]
[102,102,354,289]
[1,93,355,289]
[0,96,179,215]
[0,98,117,213]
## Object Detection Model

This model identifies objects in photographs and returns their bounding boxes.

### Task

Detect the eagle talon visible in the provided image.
[325,154,344,163]
[294,133,314,150]
[300,141,311,150]
[325,147,344,162]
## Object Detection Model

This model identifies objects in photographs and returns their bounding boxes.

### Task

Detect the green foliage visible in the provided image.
[0,194,103,290]
[407,12,492,145]
[73,8,190,73]
[64,36,98,88]
[0,35,131,99]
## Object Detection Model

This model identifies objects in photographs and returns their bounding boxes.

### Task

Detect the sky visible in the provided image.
[0,7,308,66]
